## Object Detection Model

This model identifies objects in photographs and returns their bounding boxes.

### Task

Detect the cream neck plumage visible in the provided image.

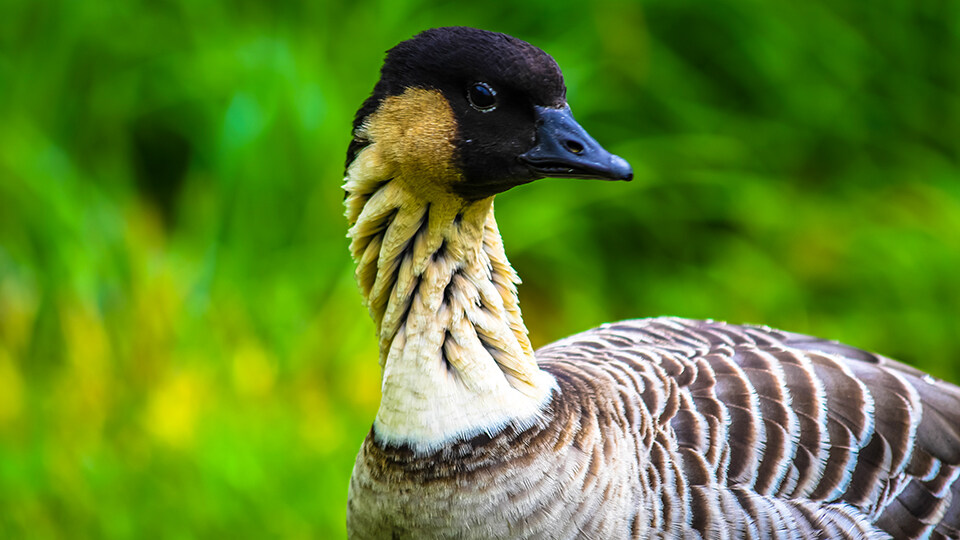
[343,88,555,452]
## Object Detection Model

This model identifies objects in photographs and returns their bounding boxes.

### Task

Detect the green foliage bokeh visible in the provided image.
[1,0,958,537]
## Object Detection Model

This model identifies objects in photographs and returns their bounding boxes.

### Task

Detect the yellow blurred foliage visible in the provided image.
[297,385,343,454]
[347,354,381,410]
[62,300,111,371]
[232,340,277,398]
[57,301,112,443]
[145,370,207,449]
[0,277,39,356]
[0,347,23,425]
[133,268,182,352]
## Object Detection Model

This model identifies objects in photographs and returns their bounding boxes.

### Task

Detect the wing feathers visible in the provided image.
[536,317,960,538]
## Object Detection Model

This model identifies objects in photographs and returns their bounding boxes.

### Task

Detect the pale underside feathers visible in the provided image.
[344,27,960,539]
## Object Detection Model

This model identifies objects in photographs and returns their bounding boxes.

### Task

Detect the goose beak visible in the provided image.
[519,105,633,182]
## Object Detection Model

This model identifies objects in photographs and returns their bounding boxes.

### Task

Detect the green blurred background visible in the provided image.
[1,0,958,537]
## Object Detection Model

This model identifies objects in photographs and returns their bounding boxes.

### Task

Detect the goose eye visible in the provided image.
[467,82,498,112]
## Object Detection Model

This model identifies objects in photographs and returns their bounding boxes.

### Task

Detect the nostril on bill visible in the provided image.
[563,139,584,155]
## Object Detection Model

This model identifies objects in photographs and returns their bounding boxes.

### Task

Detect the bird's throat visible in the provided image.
[343,136,554,452]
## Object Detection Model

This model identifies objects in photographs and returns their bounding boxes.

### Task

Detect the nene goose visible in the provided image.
[343,27,960,539]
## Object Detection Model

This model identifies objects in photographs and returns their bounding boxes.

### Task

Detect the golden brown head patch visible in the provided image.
[362,88,461,199]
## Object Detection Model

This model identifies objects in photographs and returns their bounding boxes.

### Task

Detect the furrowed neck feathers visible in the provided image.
[343,88,555,452]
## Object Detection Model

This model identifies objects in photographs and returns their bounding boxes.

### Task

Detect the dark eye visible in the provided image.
[467,82,498,112]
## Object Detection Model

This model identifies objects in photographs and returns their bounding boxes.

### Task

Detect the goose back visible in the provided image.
[349,317,960,539]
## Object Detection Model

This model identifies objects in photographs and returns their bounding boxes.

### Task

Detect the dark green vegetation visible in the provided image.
[1,0,958,537]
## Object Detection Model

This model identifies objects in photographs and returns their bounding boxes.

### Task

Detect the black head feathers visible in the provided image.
[352,27,566,135]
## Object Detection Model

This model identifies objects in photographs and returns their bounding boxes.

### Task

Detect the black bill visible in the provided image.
[519,105,633,182]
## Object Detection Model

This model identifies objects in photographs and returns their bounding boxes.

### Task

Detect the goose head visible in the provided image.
[347,26,633,202]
